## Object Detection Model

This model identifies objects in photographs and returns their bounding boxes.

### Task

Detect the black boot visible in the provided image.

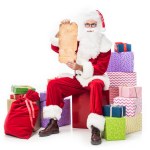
[91,125,102,145]
[39,119,59,137]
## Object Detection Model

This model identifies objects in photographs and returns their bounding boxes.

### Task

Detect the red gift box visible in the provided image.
[109,87,119,104]
[72,90,109,128]
[10,94,24,100]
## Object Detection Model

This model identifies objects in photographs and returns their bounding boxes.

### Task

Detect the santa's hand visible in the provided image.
[66,62,83,71]
[55,32,59,38]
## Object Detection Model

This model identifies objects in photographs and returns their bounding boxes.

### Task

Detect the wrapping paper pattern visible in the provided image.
[119,86,142,98]
[104,117,126,140]
[113,97,142,117]
[126,113,142,134]
[40,92,71,128]
[109,87,119,104]
[107,72,136,87]
[107,52,134,72]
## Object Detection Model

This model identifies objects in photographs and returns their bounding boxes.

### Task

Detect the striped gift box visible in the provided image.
[109,87,119,104]
[107,72,136,87]
[113,97,142,117]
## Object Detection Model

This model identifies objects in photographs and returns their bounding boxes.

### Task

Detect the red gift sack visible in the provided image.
[4,90,40,139]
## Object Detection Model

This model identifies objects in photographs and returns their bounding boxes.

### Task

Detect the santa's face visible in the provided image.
[84,19,97,32]
[77,19,103,60]
[79,18,101,37]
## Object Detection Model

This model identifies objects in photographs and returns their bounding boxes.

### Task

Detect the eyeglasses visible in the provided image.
[84,23,97,28]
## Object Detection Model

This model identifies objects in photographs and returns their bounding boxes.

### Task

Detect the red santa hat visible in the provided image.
[81,10,106,32]
[96,10,105,31]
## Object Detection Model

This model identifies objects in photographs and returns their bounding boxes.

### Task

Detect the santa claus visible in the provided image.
[39,10,112,145]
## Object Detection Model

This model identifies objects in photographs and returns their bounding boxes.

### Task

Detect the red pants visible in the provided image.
[46,77,104,115]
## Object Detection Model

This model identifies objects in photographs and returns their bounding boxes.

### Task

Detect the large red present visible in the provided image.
[72,90,109,128]
[4,90,40,139]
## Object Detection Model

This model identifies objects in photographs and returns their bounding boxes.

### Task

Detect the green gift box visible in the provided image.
[104,117,126,141]
[11,85,36,94]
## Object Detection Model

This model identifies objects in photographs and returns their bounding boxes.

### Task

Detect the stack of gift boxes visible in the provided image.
[103,42,142,140]
[8,85,36,112]
[7,85,41,131]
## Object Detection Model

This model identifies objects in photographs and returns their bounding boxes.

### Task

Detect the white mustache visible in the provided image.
[85,28,95,32]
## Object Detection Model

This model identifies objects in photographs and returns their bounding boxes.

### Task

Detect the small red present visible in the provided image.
[72,90,109,128]
[10,94,25,100]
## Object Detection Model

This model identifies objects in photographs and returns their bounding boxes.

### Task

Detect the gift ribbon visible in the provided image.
[110,104,124,117]
[120,86,138,98]
[134,87,138,98]
[24,98,36,129]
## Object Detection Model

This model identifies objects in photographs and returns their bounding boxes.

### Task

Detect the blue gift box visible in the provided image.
[103,105,126,117]
[115,43,131,53]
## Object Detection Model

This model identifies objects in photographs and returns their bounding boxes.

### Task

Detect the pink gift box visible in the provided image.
[107,72,136,87]
[113,97,142,117]
[109,87,119,104]
[119,86,142,98]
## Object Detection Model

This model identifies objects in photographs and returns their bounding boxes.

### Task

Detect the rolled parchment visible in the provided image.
[58,21,78,63]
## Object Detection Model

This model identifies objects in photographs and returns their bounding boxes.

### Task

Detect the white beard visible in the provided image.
[77,28,103,61]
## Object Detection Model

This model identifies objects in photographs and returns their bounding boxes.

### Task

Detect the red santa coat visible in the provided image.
[51,34,112,90]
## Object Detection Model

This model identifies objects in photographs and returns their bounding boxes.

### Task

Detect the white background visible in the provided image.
[0,0,149,149]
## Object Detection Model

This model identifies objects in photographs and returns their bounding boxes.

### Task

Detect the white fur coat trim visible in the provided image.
[76,73,110,90]
[82,62,94,79]
[57,73,74,79]
[43,105,62,120]
[51,37,59,47]
[87,113,105,131]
